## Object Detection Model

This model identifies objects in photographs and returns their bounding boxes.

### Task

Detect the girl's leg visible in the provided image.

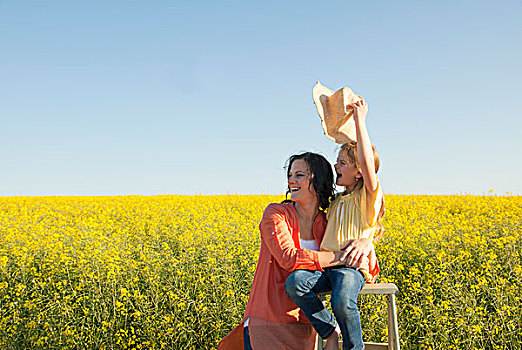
[285,269,337,339]
[328,266,366,350]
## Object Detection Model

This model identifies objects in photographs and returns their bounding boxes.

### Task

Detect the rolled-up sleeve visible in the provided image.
[259,204,323,272]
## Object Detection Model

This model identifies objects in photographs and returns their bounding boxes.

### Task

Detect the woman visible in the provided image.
[218,152,350,350]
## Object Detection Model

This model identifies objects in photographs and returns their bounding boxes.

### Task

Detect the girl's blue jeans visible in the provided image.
[285,266,366,350]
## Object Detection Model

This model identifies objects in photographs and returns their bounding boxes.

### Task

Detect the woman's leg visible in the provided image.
[285,269,337,339]
[243,326,253,350]
[328,266,366,350]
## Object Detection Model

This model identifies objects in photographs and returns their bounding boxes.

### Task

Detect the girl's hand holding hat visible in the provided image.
[352,100,368,122]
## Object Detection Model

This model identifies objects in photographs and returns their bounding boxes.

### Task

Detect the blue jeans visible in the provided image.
[243,326,253,350]
[285,266,366,350]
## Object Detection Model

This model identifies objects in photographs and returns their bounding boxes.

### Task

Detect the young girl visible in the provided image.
[285,100,384,350]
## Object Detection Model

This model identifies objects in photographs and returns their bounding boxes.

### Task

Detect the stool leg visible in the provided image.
[387,294,400,350]
[387,295,393,350]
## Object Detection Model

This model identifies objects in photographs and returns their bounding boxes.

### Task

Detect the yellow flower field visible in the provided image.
[0,195,521,349]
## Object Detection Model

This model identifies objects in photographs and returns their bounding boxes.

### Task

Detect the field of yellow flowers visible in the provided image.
[0,194,521,349]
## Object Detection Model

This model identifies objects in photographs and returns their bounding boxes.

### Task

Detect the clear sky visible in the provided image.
[1,0,521,196]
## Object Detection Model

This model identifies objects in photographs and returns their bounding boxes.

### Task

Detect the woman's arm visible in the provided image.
[316,250,348,268]
[260,204,345,271]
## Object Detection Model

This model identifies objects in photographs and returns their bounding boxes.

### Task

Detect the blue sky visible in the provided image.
[1,0,521,196]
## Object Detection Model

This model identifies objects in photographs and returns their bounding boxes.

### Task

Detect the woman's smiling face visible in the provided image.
[287,159,317,203]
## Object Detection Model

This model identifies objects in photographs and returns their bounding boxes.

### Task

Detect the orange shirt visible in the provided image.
[218,202,327,350]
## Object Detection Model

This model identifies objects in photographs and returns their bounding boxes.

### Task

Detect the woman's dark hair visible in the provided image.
[284,152,335,212]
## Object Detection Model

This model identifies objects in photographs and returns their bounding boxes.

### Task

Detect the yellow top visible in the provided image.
[320,180,384,278]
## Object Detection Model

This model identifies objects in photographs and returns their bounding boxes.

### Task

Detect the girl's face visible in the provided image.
[287,159,317,204]
[334,152,362,188]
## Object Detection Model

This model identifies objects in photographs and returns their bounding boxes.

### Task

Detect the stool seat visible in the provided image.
[316,283,400,350]
[360,283,398,295]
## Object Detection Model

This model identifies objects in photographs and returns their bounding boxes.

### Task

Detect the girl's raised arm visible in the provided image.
[352,100,378,195]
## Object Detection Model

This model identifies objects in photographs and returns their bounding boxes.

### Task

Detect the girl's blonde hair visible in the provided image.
[339,142,385,240]
[339,141,380,173]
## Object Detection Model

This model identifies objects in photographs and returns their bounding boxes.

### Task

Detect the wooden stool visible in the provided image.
[316,283,400,350]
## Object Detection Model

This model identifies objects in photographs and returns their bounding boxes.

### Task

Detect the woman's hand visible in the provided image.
[351,100,368,122]
[353,255,369,271]
[339,238,373,267]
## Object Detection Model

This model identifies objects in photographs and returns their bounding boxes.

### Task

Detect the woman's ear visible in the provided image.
[355,171,363,180]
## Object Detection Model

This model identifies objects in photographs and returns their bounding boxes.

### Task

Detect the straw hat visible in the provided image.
[312,81,364,143]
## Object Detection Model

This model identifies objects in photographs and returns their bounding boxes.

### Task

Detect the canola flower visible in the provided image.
[0,194,521,349]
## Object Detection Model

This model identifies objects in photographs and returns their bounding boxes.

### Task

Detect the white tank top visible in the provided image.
[299,238,319,251]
